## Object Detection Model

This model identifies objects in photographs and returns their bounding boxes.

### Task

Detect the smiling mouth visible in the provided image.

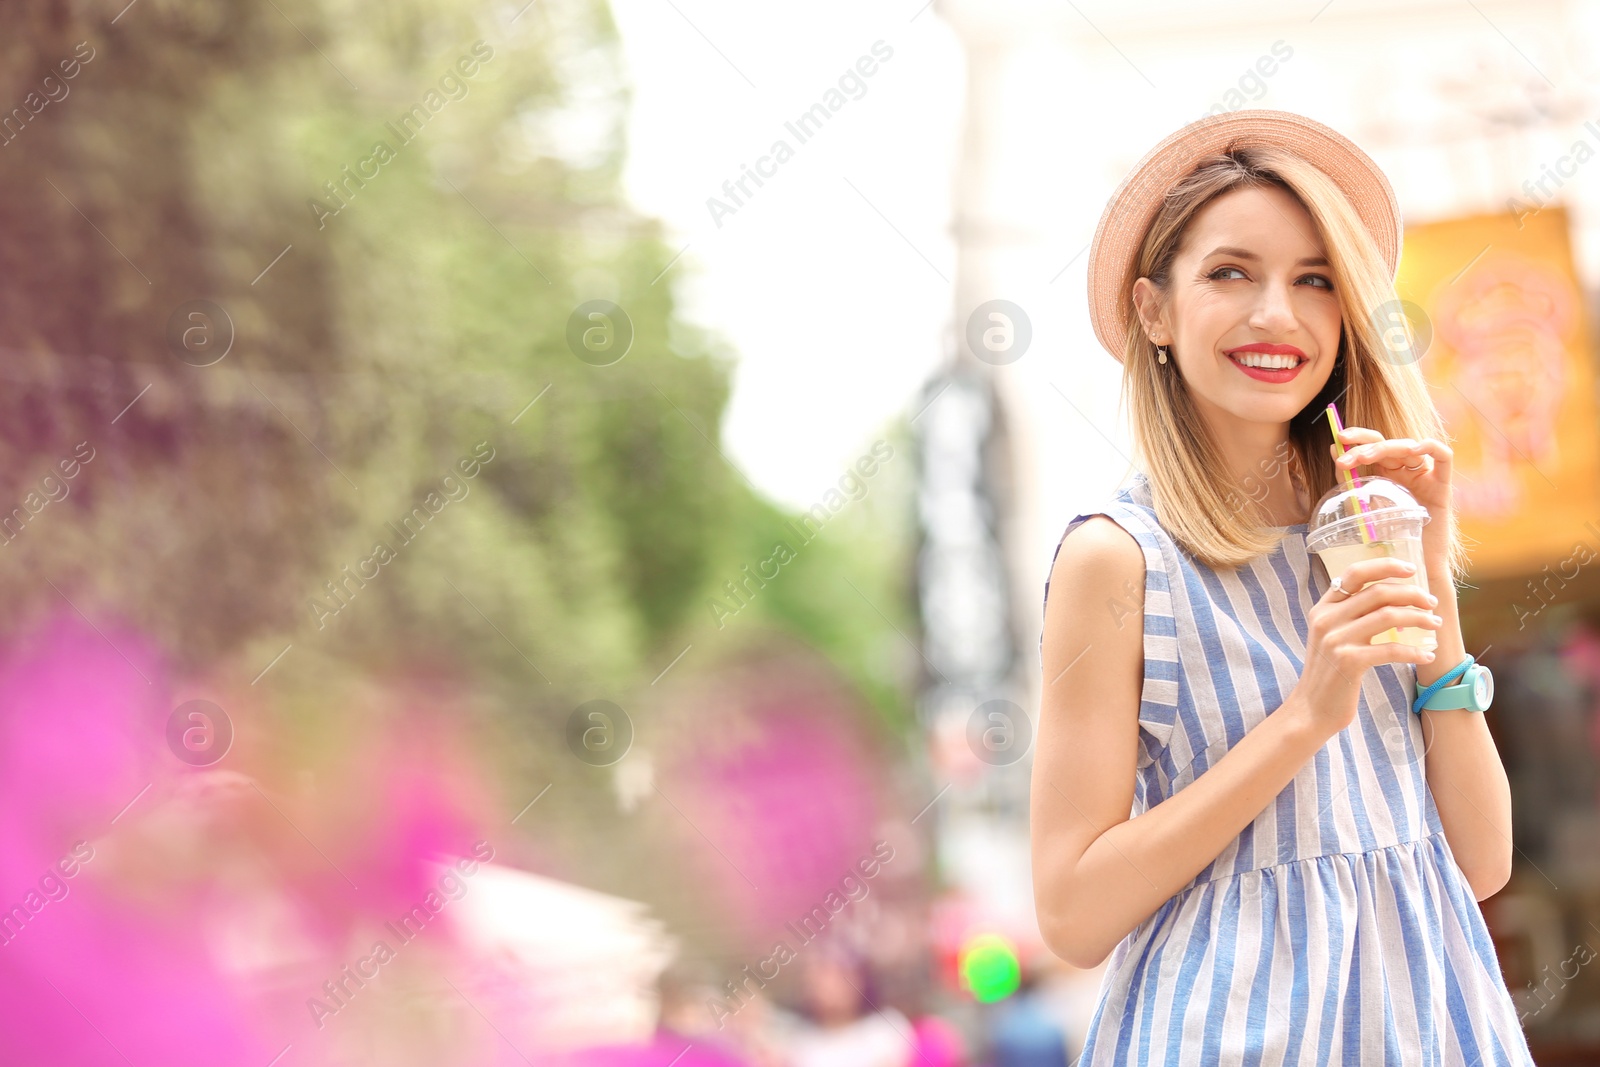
[1227,352,1308,370]
[1226,352,1308,381]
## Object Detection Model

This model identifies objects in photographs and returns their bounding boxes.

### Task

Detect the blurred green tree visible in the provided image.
[0,0,917,905]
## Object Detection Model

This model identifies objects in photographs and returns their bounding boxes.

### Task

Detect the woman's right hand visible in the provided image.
[1297,556,1441,737]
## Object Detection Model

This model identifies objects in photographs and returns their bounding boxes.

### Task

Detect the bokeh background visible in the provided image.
[1,0,1598,1063]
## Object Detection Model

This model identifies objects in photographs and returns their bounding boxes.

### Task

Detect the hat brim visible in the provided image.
[1086,109,1402,362]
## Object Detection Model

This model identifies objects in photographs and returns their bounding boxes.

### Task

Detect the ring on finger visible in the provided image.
[1330,576,1352,600]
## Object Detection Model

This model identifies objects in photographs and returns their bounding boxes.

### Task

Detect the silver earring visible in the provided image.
[1157,345,1169,365]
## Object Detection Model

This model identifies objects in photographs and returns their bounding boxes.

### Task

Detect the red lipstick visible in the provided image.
[1225,342,1308,383]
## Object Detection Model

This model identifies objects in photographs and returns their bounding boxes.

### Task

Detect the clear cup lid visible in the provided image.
[1305,476,1430,549]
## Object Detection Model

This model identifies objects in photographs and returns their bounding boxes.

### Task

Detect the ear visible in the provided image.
[1130,277,1168,345]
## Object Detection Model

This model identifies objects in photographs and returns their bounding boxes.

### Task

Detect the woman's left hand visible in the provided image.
[1331,426,1453,570]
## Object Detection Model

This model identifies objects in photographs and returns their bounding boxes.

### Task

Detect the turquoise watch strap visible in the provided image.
[1412,654,1473,716]
[1423,675,1481,710]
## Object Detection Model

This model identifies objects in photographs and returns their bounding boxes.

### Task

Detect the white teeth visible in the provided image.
[1232,352,1303,369]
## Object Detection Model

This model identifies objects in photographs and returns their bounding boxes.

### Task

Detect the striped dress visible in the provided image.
[1041,471,1535,1065]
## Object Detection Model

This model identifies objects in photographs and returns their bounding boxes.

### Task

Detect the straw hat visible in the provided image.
[1086,109,1402,361]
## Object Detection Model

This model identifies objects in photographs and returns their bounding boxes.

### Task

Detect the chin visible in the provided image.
[1217,393,1309,423]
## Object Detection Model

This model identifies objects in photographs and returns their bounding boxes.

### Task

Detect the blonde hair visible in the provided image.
[1118,143,1468,586]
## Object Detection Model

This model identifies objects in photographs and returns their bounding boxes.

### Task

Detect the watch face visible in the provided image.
[1474,667,1493,709]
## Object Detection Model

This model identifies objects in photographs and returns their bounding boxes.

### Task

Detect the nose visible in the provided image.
[1248,277,1299,335]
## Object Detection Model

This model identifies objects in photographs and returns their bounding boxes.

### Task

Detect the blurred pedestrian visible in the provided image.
[783,943,910,1067]
[986,954,1069,1067]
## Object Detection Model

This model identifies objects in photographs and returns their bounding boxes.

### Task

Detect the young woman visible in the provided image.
[1030,110,1534,1064]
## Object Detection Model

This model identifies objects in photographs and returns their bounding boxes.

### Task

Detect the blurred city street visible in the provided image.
[0,0,1597,1063]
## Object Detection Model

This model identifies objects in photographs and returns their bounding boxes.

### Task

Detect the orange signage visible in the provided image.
[1394,206,1599,581]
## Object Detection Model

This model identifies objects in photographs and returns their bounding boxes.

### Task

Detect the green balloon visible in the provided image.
[960,933,1021,1003]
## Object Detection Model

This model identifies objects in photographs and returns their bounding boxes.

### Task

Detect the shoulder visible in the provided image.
[1043,512,1146,639]
[1053,512,1144,583]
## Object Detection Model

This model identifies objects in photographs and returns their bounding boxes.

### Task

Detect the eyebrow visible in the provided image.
[1204,245,1329,268]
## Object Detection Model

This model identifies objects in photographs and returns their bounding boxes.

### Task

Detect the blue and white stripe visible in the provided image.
[1041,471,1535,1065]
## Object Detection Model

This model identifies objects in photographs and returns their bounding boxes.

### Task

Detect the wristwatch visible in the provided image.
[1412,654,1494,715]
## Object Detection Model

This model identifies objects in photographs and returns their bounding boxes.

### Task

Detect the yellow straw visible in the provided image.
[1324,404,1376,544]
[1325,403,1403,642]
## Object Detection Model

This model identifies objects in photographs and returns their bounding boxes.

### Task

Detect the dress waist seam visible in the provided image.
[1175,828,1448,898]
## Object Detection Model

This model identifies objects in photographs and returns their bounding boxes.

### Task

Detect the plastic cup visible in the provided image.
[1304,476,1436,650]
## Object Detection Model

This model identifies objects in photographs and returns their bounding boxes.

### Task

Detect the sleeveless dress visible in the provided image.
[1040,470,1535,1066]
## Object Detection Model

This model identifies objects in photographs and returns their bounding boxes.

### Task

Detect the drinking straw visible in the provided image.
[1325,403,1378,544]
[1326,402,1409,643]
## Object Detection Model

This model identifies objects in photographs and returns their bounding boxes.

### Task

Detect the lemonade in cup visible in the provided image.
[1304,476,1436,650]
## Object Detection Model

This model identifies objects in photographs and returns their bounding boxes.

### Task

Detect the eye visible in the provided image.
[1207,266,1247,281]
[1299,274,1334,290]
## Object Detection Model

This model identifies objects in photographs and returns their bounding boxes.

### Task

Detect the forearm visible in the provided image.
[1417,562,1513,899]
[1049,699,1329,966]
